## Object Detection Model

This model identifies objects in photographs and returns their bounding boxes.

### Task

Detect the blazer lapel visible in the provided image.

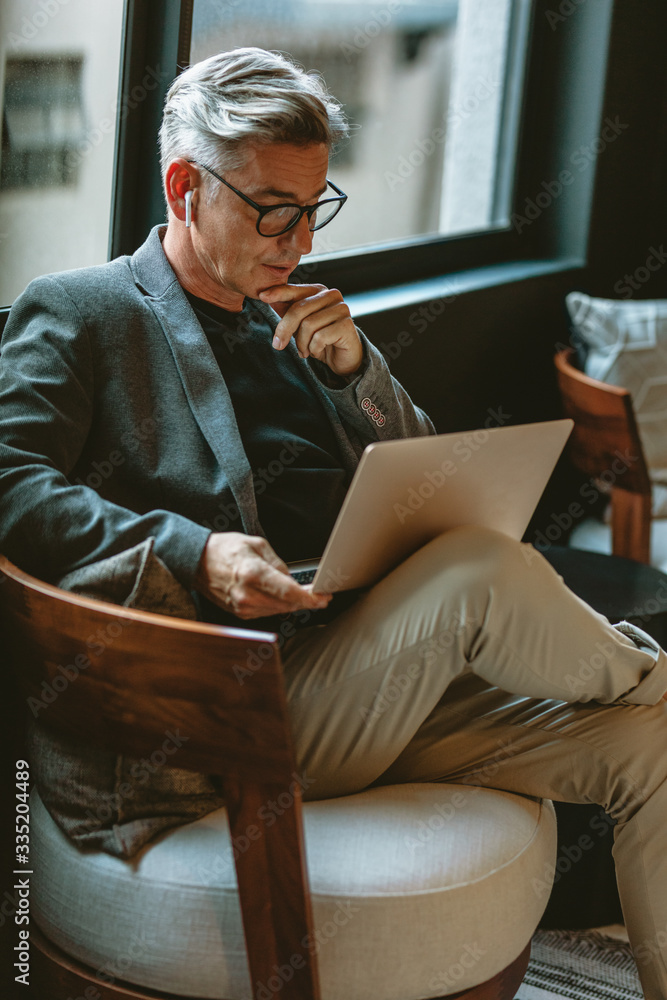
[129,227,262,536]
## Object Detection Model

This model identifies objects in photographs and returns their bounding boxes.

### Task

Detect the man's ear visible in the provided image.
[165,159,199,225]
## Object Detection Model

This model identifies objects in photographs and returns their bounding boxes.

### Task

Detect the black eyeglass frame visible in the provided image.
[187,159,348,237]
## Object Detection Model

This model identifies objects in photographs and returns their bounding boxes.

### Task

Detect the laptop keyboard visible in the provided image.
[290,568,317,585]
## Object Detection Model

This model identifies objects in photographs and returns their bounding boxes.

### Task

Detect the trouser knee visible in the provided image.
[423,526,529,592]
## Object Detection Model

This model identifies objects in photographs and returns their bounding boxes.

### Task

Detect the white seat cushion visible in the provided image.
[32,783,556,1000]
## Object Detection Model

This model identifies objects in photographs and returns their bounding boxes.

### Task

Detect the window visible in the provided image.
[0,0,125,305]
[104,0,615,300]
[0,2,620,309]
[190,0,531,256]
[1,56,85,190]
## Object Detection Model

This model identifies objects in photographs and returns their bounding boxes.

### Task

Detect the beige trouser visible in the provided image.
[281,527,667,1000]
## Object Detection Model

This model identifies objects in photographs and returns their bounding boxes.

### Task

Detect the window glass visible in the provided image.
[2,56,86,189]
[190,0,531,256]
[0,0,125,304]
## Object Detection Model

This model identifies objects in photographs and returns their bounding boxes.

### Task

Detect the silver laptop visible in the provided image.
[288,418,573,593]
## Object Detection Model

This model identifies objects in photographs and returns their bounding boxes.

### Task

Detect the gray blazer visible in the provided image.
[2,227,437,857]
[0,226,435,587]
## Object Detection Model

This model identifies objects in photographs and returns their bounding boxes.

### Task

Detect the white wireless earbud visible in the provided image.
[184,190,193,228]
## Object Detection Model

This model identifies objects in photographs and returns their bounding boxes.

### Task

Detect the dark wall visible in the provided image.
[587,0,667,295]
[356,268,579,435]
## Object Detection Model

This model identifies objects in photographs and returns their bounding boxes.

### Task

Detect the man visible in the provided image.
[1,47,667,999]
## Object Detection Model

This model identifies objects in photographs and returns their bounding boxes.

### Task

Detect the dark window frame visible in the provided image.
[109,0,614,294]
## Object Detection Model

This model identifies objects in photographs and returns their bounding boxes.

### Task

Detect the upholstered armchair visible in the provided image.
[0,554,557,1000]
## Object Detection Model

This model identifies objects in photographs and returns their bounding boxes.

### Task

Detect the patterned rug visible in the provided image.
[516,929,642,999]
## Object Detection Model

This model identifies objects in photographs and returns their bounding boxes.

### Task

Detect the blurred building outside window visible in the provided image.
[190,0,531,258]
[1,56,86,190]
[0,0,532,305]
[0,0,125,305]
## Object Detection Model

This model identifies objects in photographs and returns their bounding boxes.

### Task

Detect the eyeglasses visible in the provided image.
[188,159,347,237]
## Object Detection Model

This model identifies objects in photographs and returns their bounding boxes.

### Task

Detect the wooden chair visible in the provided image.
[0,555,553,1000]
[538,349,667,931]
[554,347,652,563]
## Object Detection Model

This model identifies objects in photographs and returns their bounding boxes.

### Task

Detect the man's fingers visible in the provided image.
[236,546,331,610]
[250,535,289,574]
[260,283,325,308]
[260,285,335,347]
[229,570,331,619]
[259,283,325,323]
[291,304,352,359]
[274,288,341,340]
[260,285,361,373]
[196,532,332,620]
[256,560,331,607]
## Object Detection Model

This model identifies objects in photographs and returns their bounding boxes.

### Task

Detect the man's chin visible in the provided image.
[254,281,292,300]
[250,263,297,301]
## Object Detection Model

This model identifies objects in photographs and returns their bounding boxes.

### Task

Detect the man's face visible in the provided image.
[190,141,329,309]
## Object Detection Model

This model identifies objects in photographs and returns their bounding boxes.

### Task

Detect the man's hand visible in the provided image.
[194,532,332,620]
[259,283,363,377]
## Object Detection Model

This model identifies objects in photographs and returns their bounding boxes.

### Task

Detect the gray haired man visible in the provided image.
[2,46,667,1000]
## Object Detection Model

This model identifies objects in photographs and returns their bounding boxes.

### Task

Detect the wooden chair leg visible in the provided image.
[445,942,531,999]
[611,488,651,563]
[225,777,320,1000]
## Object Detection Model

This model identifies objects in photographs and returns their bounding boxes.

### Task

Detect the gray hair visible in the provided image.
[159,47,349,191]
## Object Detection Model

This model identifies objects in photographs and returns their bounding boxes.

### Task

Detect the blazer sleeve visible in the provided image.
[307,326,436,448]
[0,278,211,587]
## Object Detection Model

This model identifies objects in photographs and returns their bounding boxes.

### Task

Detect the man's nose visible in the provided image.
[281,214,313,255]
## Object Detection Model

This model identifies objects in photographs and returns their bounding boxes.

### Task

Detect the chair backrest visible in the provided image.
[554,348,652,562]
[0,555,321,1000]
